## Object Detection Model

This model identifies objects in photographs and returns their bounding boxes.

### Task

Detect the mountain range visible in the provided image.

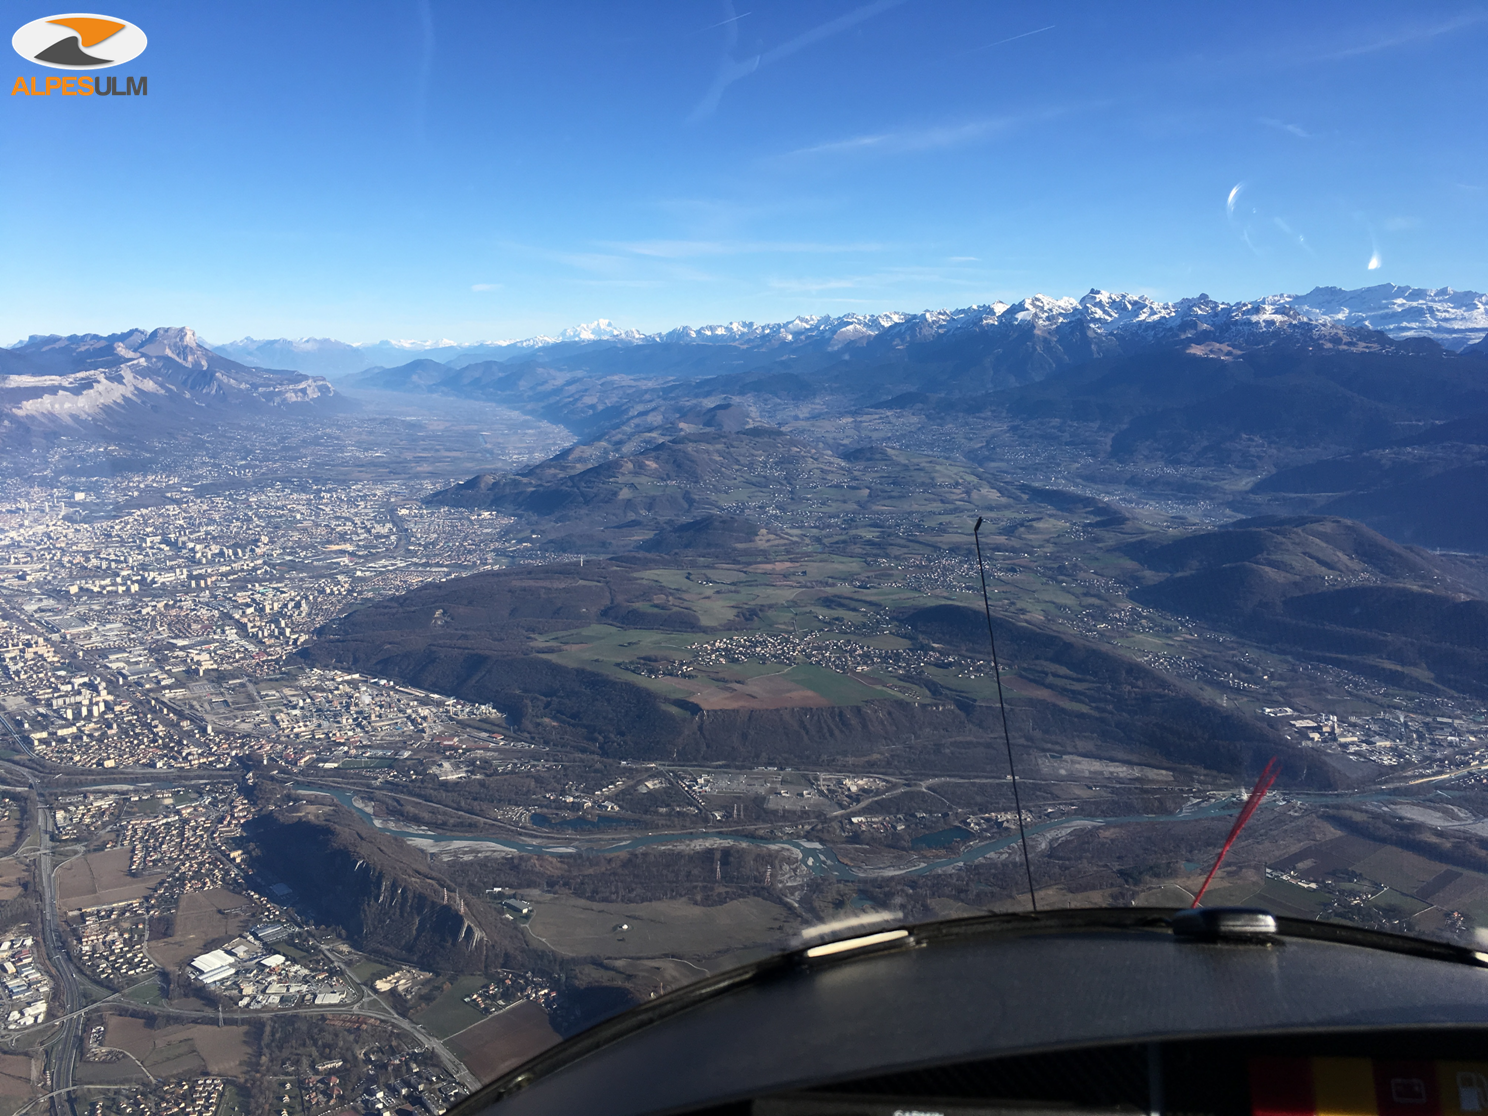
[335,415,1484,770]
[332,286,1488,457]
[395,305,1488,564]
[8,283,1487,557]
[194,284,1488,379]
[0,327,340,443]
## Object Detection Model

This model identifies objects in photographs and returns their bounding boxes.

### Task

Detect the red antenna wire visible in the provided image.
[1190,757,1281,908]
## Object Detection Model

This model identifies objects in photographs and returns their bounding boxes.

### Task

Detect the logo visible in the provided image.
[12,12,146,69]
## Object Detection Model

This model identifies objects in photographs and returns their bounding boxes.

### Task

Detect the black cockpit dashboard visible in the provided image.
[448,908,1488,1116]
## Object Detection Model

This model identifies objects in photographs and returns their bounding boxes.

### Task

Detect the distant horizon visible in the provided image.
[8,278,1485,351]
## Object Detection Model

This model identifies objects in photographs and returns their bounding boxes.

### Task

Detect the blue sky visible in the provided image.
[3,1,1487,343]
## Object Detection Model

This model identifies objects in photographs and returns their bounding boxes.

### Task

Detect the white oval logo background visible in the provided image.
[12,12,146,70]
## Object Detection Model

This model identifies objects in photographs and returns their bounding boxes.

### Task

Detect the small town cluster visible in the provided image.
[463,970,557,1016]
[87,1076,227,1116]
[0,934,48,1029]
[189,923,350,1008]
[1266,707,1483,777]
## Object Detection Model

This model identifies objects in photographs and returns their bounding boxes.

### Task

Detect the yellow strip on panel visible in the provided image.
[1313,1058,1377,1116]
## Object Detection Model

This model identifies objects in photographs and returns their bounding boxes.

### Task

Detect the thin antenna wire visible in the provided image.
[1190,756,1280,908]
[974,517,1037,914]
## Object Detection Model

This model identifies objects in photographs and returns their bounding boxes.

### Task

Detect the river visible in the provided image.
[294,783,1402,881]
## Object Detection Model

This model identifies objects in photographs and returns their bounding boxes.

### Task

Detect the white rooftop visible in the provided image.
[190,949,233,973]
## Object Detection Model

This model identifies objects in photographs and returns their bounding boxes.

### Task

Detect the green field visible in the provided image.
[509,549,1129,722]
[413,976,489,1039]
[1221,878,1333,918]
[785,663,891,705]
[523,893,797,961]
[216,1083,247,1116]
[350,960,392,984]
[1368,888,1430,920]
[123,980,164,1006]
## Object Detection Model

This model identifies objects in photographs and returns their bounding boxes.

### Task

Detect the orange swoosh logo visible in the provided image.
[45,17,126,48]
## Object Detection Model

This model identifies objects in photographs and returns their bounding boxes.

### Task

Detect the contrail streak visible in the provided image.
[688,0,907,121]
[691,11,752,35]
[951,24,1055,58]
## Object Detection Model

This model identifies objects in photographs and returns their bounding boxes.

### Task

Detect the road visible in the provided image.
[338,996,480,1092]
[29,992,479,1093]
[0,714,36,762]
[33,799,82,1116]
[387,502,413,557]
[1395,761,1488,787]
[6,984,484,1116]
[307,932,479,1091]
[0,758,481,1098]
[26,956,481,1096]
[0,744,103,1116]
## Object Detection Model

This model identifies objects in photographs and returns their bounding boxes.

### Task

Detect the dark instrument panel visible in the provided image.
[453,910,1488,1116]
[744,1033,1488,1116]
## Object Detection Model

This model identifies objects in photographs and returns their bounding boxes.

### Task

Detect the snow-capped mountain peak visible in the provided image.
[1078,289,1175,329]
[1006,293,1080,325]
[554,319,646,343]
[192,283,1488,378]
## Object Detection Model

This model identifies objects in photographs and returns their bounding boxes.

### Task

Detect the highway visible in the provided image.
[0,748,482,1099]
[23,856,478,1096]
[0,714,35,762]
[0,724,91,1116]
[33,799,82,1116]
[18,990,480,1094]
